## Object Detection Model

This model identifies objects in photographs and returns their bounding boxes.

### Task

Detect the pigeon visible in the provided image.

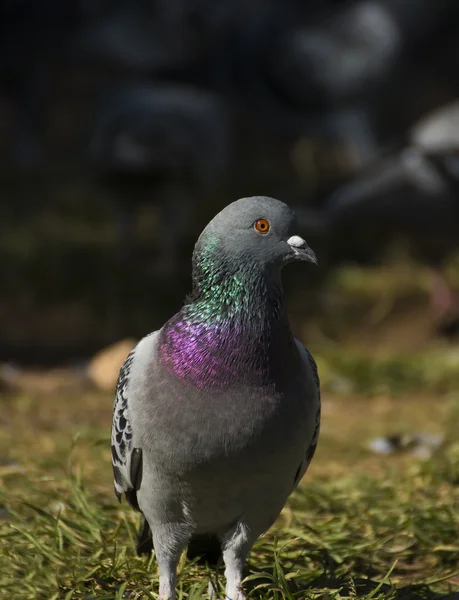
[111,196,320,600]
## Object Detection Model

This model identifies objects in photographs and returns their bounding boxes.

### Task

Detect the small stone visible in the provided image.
[87,339,137,391]
[49,501,66,516]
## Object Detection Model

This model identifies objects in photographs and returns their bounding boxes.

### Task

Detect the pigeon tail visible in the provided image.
[187,534,222,566]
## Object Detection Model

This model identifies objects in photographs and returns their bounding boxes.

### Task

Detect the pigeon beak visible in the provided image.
[287,235,318,265]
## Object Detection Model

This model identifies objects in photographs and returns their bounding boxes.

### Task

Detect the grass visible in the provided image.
[2,363,459,599]
[317,348,459,396]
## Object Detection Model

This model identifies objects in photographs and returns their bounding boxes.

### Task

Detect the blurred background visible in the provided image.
[1,0,459,381]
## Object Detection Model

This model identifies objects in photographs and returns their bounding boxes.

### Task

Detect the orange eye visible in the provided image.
[254,218,270,233]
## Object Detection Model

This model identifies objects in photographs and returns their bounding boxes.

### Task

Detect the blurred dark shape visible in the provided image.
[369,432,444,459]
[75,0,190,72]
[268,2,400,108]
[262,1,400,165]
[2,0,458,173]
[325,148,458,260]
[263,0,459,166]
[88,82,228,271]
[0,0,121,166]
[302,100,459,324]
[75,0,242,75]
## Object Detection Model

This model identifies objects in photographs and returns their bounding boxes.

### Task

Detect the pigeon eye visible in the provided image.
[254,218,270,233]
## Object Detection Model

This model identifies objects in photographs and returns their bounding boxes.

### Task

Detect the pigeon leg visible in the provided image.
[152,523,192,600]
[221,522,253,600]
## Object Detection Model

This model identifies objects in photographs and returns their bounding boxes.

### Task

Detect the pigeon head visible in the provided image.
[193,196,317,278]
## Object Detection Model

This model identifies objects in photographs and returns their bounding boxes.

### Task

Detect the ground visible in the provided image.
[2,264,459,599]
[2,361,459,600]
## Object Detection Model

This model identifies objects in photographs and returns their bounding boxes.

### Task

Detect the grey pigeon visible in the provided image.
[111,196,321,599]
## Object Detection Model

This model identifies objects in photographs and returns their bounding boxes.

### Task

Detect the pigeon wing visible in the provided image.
[111,346,143,511]
[293,340,321,487]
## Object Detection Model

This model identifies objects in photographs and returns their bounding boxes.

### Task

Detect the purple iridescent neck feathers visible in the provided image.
[158,234,297,391]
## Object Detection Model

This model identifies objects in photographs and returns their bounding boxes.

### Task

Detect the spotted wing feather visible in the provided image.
[111,347,142,509]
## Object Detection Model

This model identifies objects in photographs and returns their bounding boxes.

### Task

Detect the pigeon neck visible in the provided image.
[190,261,287,320]
[188,236,286,313]
[158,263,297,391]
